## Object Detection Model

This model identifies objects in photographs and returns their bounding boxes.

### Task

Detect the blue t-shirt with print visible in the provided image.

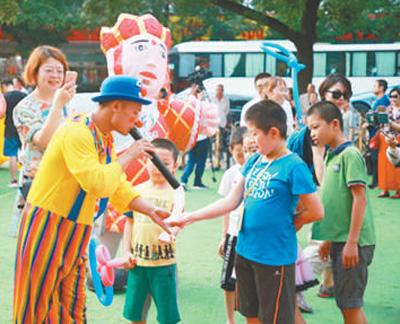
[237,152,316,266]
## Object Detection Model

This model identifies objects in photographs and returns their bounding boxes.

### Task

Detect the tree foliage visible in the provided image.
[1,0,398,49]
[0,0,398,86]
[317,0,400,41]
[0,0,85,53]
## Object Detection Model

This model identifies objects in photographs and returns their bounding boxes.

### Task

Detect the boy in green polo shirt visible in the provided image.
[307,101,375,324]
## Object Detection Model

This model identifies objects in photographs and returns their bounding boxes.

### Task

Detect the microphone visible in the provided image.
[129,128,180,189]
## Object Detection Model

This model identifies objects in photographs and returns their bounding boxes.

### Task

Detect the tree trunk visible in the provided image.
[296,0,320,93]
[295,38,314,94]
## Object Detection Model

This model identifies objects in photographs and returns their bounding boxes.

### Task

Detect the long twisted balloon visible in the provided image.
[261,42,306,126]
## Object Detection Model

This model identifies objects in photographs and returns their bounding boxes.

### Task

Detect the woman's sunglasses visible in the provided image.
[327,90,349,100]
[389,95,399,99]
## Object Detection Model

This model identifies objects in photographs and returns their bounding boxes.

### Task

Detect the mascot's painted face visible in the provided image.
[121,33,168,99]
[100,13,172,100]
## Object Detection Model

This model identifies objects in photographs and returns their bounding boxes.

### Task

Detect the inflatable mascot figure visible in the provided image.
[89,13,218,306]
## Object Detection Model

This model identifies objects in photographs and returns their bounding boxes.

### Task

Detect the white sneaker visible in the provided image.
[8,181,18,188]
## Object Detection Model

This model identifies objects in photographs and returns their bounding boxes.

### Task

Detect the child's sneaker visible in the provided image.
[296,292,313,313]
[317,284,334,298]
[8,180,18,188]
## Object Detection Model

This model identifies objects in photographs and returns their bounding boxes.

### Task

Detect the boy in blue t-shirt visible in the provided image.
[169,100,324,324]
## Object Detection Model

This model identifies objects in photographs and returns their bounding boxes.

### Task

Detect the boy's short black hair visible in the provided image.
[376,79,388,92]
[255,72,271,83]
[229,126,247,148]
[307,101,343,130]
[245,100,287,139]
[151,138,179,162]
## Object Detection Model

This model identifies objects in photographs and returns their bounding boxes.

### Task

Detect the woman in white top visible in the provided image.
[262,76,295,137]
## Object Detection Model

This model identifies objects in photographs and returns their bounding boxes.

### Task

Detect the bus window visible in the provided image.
[326,52,346,75]
[178,53,209,77]
[367,52,396,76]
[352,52,367,76]
[276,59,290,76]
[398,52,400,76]
[224,53,245,77]
[179,54,195,78]
[245,53,264,77]
[345,53,351,76]
[313,53,326,77]
[209,54,223,77]
[265,55,276,75]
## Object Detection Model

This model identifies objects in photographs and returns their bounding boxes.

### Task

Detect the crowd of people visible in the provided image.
[169,71,398,324]
[0,41,399,324]
[208,73,400,199]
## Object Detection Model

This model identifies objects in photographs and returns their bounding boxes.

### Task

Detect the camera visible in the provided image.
[187,66,212,91]
[366,111,389,126]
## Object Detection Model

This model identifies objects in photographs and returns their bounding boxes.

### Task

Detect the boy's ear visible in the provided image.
[269,127,280,137]
[331,118,341,129]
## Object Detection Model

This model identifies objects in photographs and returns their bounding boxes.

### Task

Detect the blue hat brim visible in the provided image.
[91,93,152,105]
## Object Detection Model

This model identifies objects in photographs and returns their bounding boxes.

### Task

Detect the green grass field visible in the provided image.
[0,167,399,323]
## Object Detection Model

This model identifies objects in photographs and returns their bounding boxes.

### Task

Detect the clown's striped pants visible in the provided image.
[13,203,92,323]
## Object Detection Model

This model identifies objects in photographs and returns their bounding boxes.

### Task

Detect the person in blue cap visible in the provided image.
[13,75,172,323]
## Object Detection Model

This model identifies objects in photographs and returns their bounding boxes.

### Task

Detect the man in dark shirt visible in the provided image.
[2,79,26,186]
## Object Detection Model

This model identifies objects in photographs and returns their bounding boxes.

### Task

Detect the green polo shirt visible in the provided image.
[312,142,375,246]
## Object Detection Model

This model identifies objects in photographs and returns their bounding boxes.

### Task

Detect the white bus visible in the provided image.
[169,40,400,95]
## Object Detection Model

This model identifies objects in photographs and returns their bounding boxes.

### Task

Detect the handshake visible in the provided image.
[119,210,194,271]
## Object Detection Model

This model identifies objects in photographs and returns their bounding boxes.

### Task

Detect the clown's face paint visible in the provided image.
[121,34,167,99]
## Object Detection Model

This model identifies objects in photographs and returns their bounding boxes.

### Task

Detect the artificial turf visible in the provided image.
[0,167,399,323]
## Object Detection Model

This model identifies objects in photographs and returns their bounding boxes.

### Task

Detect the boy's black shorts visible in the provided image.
[235,254,295,323]
[220,234,237,292]
[330,243,375,309]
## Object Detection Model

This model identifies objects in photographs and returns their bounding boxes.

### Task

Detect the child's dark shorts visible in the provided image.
[220,234,237,291]
[235,254,295,323]
[330,242,375,310]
